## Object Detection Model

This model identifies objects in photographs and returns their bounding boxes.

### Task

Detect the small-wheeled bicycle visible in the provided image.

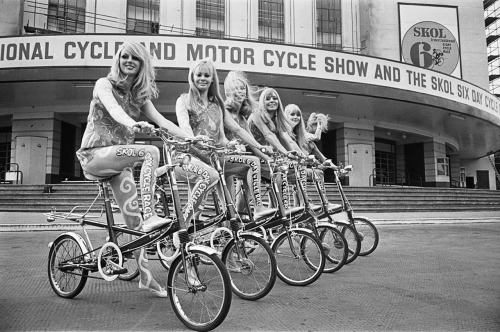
[45,129,232,332]
[155,141,278,301]
[313,164,379,256]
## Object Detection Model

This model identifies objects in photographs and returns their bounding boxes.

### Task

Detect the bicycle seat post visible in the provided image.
[99,179,118,243]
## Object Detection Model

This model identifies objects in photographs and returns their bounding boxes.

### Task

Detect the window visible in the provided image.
[196,0,225,38]
[436,157,449,176]
[316,0,342,50]
[127,0,160,34]
[258,0,284,43]
[47,0,86,33]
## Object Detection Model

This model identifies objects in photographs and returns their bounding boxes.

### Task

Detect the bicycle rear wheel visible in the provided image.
[337,223,361,264]
[317,224,347,273]
[272,229,325,286]
[222,234,277,300]
[167,249,232,331]
[48,235,88,298]
[353,217,379,256]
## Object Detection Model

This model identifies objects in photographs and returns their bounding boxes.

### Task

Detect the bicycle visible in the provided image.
[305,161,361,264]
[238,152,328,286]
[315,164,379,256]
[45,128,232,332]
[155,142,278,301]
[281,156,349,273]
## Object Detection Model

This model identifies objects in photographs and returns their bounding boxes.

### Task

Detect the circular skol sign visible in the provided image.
[402,21,459,75]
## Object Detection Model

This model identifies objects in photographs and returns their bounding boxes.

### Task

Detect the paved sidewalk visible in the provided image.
[0,209,499,232]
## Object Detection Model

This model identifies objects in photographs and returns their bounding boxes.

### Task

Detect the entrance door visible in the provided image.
[405,143,425,186]
[476,170,490,189]
[15,136,48,184]
[348,144,373,186]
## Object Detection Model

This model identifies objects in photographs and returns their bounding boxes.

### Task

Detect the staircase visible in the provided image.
[1,182,500,213]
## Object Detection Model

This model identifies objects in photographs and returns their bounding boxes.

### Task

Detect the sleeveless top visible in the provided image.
[76,78,142,166]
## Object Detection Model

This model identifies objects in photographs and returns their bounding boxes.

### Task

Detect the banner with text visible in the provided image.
[0,34,498,120]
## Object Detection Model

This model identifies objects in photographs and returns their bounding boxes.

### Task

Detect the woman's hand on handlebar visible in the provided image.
[133,121,155,133]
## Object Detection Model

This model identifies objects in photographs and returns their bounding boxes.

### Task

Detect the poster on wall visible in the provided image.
[399,3,461,78]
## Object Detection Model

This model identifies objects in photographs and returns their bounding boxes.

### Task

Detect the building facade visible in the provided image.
[0,0,499,189]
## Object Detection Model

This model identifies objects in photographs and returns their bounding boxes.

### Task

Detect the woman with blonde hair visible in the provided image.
[176,59,272,220]
[285,104,338,210]
[306,112,331,141]
[77,42,194,297]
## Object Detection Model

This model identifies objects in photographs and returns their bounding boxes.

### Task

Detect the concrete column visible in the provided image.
[336,123,374,186]
[423,140,448,187]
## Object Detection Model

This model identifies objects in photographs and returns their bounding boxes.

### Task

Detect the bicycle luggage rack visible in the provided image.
[44,205,105,223]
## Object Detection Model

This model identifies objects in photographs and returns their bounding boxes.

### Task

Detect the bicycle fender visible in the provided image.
[239,231,262,238]
[188,244,219,256]
[332,220,350,227]
[291,227,315,236]
[317,221,339,228]
[48,232,90,257]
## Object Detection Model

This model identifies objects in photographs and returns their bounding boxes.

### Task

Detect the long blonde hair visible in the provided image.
[307,112,330,133]
[284,104,309,151]
[107,42,158,104]
[256,87,292,134]
[224,71,258,118]
[184,58,225,113]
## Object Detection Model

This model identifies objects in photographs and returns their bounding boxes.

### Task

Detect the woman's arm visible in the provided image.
[279,131,305,156]
[174,96,196,137]
[311,143,327,162]
[141,100,193,139]
[306,124,323,141]
[95,78,138,128]
[250,114,288,155]
[223,108,264,150]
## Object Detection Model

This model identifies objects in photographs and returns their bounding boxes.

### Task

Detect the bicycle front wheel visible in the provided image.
[317,224,347,273]
[337,223,361,264]
[222,234,277,301]
[272,229,325,286]
[48,235,88,298]
[353,217,379,256]
[167,249,232,331]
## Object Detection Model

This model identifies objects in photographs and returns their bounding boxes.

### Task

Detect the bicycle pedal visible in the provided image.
[110,267,128,275]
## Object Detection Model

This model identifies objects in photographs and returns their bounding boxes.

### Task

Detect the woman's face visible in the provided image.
[193,66,213,92]
[119,51,141,77]
[264,92,279,112]
[233,80,247,102]
[287,109,301,128]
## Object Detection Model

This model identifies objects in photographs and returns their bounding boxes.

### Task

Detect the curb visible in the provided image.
[1,218,499,232]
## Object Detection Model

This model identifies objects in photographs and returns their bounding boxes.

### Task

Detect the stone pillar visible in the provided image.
[423,140,448,187]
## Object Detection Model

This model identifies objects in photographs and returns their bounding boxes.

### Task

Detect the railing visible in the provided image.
[371,168,423,187]
[0,163,23,184]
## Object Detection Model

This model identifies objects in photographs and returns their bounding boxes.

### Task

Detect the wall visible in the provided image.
[0,0,23,36]
[359,0,489,89]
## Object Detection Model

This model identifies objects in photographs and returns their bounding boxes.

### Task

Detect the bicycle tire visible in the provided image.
[316,224,347,273]
[48,235,88,298]
[336,223,361,264]
[116,232,140,281]
[167,249,232,331]
[221,234,277,300]
[353,217,379,256]
[271,229,325,286]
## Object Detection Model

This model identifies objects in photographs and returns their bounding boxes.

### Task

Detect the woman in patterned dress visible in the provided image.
[175,59,272,221]
[76,42,195,297]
